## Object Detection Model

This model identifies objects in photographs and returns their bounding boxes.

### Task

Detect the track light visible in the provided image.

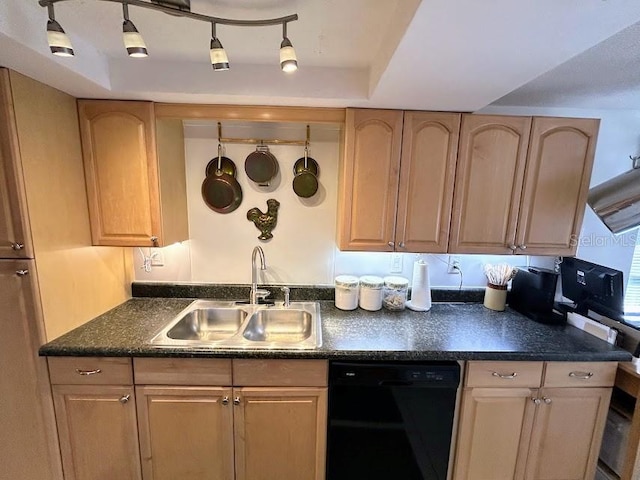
[46,5,74,57]
[210,23,229,71]
[280,22,297,73]
[39,0,299,72]
[122,3,148,57]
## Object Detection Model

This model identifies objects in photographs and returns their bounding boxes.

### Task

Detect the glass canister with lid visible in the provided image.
[383,276,409,311]
[359,275,384,311]
[334,275,359,310]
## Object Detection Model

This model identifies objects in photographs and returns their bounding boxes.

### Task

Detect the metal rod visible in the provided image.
[47,4,55,20]
[220,137,307,146]
[123,2,129,20]
[38,0,298,27]
[217,122,222,142]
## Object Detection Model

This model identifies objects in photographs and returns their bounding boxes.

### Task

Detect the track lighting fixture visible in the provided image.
[122,3,148,57]
[46,4,74,57]
[38,0,299,72]
[210,23,229,71]
[280,22,298,73]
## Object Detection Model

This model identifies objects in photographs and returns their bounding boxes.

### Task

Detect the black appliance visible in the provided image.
[508,267,564,324]
[326,361,460,480]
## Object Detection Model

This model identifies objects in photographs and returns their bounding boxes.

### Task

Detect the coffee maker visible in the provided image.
[508,267,565,324]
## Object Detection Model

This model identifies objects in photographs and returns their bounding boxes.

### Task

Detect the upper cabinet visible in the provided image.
[338,108,460,252]
[449,115,532,254]
[450,115,598,255]
[78,100,188,247]
[0,70,33,259]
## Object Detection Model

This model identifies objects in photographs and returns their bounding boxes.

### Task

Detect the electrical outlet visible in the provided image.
[447,256,461,274]
[150,248,165,267]
[390,253,403,273]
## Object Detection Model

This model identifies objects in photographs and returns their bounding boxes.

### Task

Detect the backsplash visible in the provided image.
[135,120,553,288]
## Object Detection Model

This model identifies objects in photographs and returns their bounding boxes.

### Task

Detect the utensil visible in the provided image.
[292,145,319,198]
[201,143,242,214]
[245,144,279,185]
[483,263,517,286]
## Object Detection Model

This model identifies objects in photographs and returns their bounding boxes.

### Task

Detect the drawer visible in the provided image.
[48,357,133,385]
[466,361,544,388]
[543,362,617,388]
[233,359,328,387]
[134,358,232,385]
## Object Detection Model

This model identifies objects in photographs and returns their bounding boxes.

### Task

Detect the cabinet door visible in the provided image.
[338,108,403,251]
[1,260,62,479]
[136,386,234,480]
[234,387,327,480]
[396,112,460,253]
[450,115,532,254]
[516,117,599,256]
[78,100,161,247]
[453,387,537,480]
[0,69,32,258]
[524,387,611,480]
[52,385,142,480]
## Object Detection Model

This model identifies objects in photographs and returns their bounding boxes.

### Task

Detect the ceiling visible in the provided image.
[2,0,640,111]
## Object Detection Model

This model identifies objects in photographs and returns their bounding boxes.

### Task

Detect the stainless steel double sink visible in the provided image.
[149,300,322,350]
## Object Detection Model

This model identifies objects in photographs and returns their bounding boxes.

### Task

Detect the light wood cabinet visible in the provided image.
[136,386,235,480]
[52,384,142,480]
[0,70,32,258]
[453,361,613,480]
[338,108,460,252]
[78,100,188,247]
[450,115,598,255]
[449,115,532,254]
[516,117,599,256]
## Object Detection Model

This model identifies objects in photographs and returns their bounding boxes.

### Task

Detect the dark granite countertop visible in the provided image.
[39,298,631,361]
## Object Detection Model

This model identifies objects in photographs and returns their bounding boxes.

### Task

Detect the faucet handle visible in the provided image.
[281,286,290,307]
[255,289,270,300]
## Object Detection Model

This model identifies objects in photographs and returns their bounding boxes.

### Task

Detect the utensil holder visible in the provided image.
[484,283,507,311]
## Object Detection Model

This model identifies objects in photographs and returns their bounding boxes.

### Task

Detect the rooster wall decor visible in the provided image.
[247,199,280,240]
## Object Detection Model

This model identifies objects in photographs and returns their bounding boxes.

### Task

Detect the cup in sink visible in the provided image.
[149,300,322,350]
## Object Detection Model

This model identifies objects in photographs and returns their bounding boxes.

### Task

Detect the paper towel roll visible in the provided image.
[407,259,431,311]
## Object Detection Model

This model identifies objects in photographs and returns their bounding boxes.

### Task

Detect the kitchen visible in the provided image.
[4,1,640,480]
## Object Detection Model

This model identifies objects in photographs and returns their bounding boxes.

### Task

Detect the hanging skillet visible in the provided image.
[293,145,319,198]
[245,144,279,185]
[202,143,242,214]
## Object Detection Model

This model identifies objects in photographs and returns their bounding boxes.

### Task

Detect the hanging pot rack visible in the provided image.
[218,123,310,147]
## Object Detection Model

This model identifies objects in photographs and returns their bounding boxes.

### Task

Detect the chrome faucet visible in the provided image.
[250,246,267,304]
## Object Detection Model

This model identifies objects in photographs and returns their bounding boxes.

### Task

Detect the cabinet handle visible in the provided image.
[568,371,593,379]
[150,236,159,246]
[543,397,552,404]
[15,269,29,276]
[119,394,130,404]
[508,244,517,252]
[222,396,229,406]
[492,371,518,379]
[399,242,405,248]
[233,396,241,406]
[11,242,24,251]
[518,244,527,250]
[531,397,541,405]
[388,241,395,248]
[75,368,102,376]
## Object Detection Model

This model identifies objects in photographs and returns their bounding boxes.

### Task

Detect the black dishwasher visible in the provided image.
[326,361,460,480]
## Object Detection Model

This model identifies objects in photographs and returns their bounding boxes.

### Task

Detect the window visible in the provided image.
[625,244,640,314]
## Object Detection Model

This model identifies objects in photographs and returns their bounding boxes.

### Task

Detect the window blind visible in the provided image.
[625,245,640,313]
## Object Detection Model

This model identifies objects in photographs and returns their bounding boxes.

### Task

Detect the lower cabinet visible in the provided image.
[453,361,615,480]
[49,357,328,480]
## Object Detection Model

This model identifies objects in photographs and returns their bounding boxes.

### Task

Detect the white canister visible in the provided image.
[334,275,359,310]
[359,275,384,311]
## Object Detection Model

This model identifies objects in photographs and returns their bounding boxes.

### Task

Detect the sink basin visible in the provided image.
[242,309,312,343]
[149,300,321,350]
[167,308,246,341]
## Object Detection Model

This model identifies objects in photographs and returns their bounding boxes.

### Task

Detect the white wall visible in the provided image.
[481,106,640,287]
[136,119,535,288]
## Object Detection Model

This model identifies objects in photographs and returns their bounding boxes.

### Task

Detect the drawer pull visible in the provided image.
[75,368,102,376]
[119,394,130,404]
[492,371,518,379]
[233,396,241,406]
[568,371,593,379]
[222,396,229,406]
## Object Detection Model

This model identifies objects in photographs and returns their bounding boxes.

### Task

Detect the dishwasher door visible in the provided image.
[326,361,461,480]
